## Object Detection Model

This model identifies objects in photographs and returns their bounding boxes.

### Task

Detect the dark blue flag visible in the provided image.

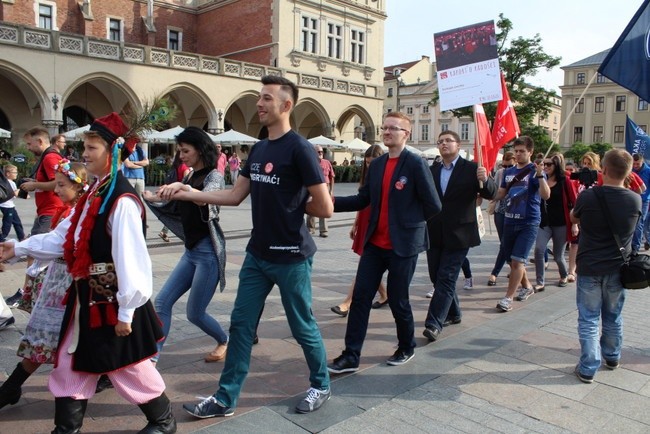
[599,0,650,101]
[626,115,650,159]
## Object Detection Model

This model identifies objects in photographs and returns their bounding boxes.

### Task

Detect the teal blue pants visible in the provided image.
[215,253,329,408]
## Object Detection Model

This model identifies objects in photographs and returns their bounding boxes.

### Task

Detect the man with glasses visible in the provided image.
[422,130,496,342]
[327,112,441,373]
[493,136,550,312]
[306,145,334,237]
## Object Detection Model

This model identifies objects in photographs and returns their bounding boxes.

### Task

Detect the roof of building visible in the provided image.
[563,49,610,68]
[383,60,420,80]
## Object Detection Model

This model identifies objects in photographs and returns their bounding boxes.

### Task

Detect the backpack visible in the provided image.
[0,170,15,204]
[163,167,177,185]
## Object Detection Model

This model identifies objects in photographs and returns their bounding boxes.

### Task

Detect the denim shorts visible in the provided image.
[502,223,538,264]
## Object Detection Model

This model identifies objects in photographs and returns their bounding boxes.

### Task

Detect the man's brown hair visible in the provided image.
[603,149,632,180]
[512,136,534,152]
[383,112,411,131]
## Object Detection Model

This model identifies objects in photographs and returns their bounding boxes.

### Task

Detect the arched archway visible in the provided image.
[225,91,260,137]
[336,105,377,143]
[294,98,330,139]
[0,61,49,142]
[160,82,216,129]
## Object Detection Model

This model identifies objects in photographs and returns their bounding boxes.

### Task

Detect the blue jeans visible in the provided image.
[502,222,538,264]
[154,237,227,360]
[425,247,470,331]
[215,253,328,409]
[490,212,507,276]
[343,243,418,363]
[576,273,626,377]
[534,225,568,285]
[0,207,25,241]
[632,200,648,251]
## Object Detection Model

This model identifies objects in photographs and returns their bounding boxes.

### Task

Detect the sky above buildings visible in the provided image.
[384,0,642,93]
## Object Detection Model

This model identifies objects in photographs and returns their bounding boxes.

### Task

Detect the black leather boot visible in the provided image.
[51,397,87,434]
[137,392,177,434]
[0,362,30,410]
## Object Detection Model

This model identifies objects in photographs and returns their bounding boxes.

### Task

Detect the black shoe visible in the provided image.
[327,354,359,374]
[645,242,649,251]
[604,359,620,370]
[138,392,176,434]
[371,300,388,309]
[95,374,113,394]
[5,289,22,308]
[574,365,594,384]
[0,362,30,410]
[423,327,440,341]
[330,306,348,317]
[253,335,259,345]
[183,396,234,419]
[443,317,462,327]
[0,316,15,330]
[386,349,414,366]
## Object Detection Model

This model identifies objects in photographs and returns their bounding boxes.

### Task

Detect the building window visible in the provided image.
[460,123,469,141]
[639,124,648,133]
[387,88,393,97]
[593,126,603,143]
[574,98,584,114]
[639,98,648,111]
[576,72,586,85]
[614,125,624,142]
[168,30,182,51]
[422,105,429,114]
[441,123,449,132]
[109,18,122,42]
[554,115,558,125]
[594,96,604,113]
[406,107,413,115]
[616,95,626,112]
[301,16,318,54]
[596,73,606,84]
[327,23,342,59]
[386,108,392,113]
[421,124,429,141]
[350,29,365,64]
[574,126,583,143]
[38,4,53,29]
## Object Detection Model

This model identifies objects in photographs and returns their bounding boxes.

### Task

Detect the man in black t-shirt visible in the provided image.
[571,149,641,384]
[170,76,333,417]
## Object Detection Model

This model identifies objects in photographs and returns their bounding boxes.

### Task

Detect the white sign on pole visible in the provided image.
[434,20,502,111]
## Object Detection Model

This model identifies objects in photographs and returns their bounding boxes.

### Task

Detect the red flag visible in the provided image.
[473,104,494,171]
[490,73,520,167]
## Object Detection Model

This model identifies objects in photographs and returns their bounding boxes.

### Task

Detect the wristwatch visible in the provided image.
[535,174,544,178]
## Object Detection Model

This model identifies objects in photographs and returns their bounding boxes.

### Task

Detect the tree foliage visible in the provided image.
[431,14,561,135]
[563,143,592,163]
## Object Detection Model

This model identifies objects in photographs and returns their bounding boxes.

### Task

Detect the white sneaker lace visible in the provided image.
[303,388,321,405]
[196,396,217,413]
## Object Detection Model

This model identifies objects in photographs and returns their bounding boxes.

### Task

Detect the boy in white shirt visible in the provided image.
[0,164,25,242]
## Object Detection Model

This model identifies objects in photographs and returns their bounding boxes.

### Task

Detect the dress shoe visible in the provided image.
[330,306,348,317]
[422,327,440,342]
[205,343,228,362]
[371,300,388,309]
[442,317,462,327]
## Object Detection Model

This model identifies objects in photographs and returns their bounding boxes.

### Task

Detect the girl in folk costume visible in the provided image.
[1,112,176,433]
[0,160,88,411]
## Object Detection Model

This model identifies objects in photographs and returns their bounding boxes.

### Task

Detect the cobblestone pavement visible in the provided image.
[1,183,650,433]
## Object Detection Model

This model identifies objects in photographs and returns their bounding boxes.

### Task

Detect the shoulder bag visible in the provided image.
[594,187,650,289]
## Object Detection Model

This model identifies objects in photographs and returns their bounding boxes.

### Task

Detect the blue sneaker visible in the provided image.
[183,396,234,419]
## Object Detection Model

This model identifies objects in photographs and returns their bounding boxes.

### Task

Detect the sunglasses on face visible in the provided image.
[502,164,513,168]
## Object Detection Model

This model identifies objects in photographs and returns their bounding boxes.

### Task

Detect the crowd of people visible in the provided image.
[0,75,644,431]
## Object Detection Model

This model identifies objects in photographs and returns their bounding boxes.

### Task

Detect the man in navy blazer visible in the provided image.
[423,130,496,342]
[327,112,441,374]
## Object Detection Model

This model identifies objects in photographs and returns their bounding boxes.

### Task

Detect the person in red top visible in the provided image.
[20,127,64,235]
[307,145,335,237]
[327,112,441,374]
[214,143,227,178]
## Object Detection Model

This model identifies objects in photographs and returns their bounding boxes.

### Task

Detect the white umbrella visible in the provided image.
[0,128,10,138]
[147,125,185,142]
[210,129,258,144]
[308,135,344,149]
[344,138,371,154]
[63,125,90,140]
[405,145,424,156]
[422,147,440,158]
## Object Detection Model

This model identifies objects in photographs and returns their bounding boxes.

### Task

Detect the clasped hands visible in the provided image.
[142,182,190,202]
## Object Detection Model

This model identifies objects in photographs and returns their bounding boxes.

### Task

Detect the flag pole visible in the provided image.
[473,104,484,188]
[544,71,598,159]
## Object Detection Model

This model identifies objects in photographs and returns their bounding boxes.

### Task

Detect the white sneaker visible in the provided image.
[496,297,513,312]
[463,278,473,290]
[426,289,434,298]
[514,287,535,301]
